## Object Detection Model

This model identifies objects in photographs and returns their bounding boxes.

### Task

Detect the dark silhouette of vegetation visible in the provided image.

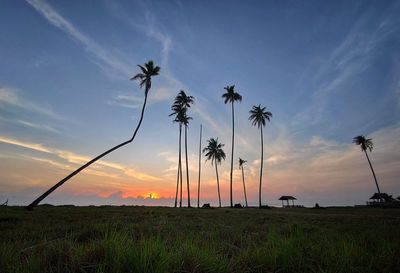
[353,135,383,202]
[170,90,194,207]
[249,105,272,208]
[25,61,160,210]
[222,85,242,208]
[197,124,202,208]
[239,158,248,207]
[203,138,226,208]
[1,199,8,206]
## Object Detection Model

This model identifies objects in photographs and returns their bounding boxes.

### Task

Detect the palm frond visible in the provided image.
[249,104,272,128]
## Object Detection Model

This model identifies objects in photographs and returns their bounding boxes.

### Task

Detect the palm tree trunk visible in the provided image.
[241,166,248,207]
[174,158,180,208]
[229,102,234,208]
[215,164,221,208]
[185,125,191,207]
[26,92,149,210]
[364,150,383,202]
[197,124,202,208]
[179,124,183,208]
[259,126,264,208]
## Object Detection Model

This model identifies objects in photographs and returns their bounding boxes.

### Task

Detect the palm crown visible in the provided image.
[239,157,247,169]
[175,109,192,126]
[203,138,226,166]
[249,105,272,128]
[353,135,373,152]
[170,90,194,126]
[131,60,160,94]
[173,90,194,109]
[222,85,242,104]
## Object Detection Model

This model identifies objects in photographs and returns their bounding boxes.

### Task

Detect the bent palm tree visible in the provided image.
[249,105,272,208]
[203,138,226,207]
[26,61,160,210]
[353,135,383,202]
[222,85,242,208]
[239,157,248,207]
[170,90,194,207]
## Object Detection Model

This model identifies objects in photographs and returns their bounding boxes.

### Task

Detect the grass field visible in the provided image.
[0,206,399,273]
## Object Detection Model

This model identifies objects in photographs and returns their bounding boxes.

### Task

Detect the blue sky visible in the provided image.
[0,0,399,207]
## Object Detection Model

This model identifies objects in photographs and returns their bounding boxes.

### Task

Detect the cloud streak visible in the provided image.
[0,87,62,120]
[26,0,134,77]
[0,135,160,182]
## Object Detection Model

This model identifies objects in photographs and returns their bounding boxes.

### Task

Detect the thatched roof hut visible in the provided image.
[278,196,296,207]
[369,193,393,202]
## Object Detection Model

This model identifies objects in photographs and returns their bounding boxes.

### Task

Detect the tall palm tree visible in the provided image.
[26,61,160,210]
[239,157,248,207]
[353,135,383,202]
[170,90,194,207]
[171,109,184,208]
[222,85,242,208]
[203,138,226,208]
[249,105,272,208]
[170,106,185,208]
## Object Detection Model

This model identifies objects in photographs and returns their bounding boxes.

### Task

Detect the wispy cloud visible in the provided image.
[108,86,172,109]
[0,135,160,182]
[0,87,62,120]
[26,0,134,78]
[292,11,399,128]
[16,120,60,133]
[0,136,52,153]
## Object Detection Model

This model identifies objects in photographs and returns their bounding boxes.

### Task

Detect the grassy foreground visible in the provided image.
[0,206,399,273]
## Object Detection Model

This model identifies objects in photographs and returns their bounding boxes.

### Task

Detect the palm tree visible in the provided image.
[222,85,242,208]
[170,106,185,208]
[171,109,184,208]
[203,138,226,208]
[249,105,272,208]
[239,157,248,207]
[353,135,383,202]
[26,61,160,210]
[170,90,194,207]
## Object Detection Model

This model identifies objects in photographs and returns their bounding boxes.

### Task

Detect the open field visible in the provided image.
[0,206,399,273]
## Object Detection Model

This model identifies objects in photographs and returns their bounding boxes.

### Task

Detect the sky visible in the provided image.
[0,0,399,207]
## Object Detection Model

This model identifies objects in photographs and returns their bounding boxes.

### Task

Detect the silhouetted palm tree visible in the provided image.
[171,109,184,208]
[353,135,383,202]
[203,138,226,207]
[222,85,242,208]
[170,90,194,207]
[26,61,160,210]
[239,157,248,207]
[249,105,272,208]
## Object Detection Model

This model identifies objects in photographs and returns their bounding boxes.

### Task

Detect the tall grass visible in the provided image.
[0,206,399,273]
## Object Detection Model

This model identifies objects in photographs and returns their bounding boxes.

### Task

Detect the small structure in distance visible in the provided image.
[279,196,296,208]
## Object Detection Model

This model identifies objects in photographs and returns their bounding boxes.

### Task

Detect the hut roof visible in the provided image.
[369,193,392,201]
[279,196,296,200]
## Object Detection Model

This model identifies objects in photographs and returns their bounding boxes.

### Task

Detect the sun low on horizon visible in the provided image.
[1,0,400,208]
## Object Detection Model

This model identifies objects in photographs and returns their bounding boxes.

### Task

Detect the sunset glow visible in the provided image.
[1,0,400,207]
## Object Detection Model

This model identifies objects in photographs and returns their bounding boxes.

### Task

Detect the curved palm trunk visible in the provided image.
[26,92,149,210]
[185,125,191,207]
[259,126,264,208]
[241,166,248,207]
[364,150,383,202]
[197,124,202,208]
[178,124,183,208]
[215,164,221,208]
[229,102,234,208]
